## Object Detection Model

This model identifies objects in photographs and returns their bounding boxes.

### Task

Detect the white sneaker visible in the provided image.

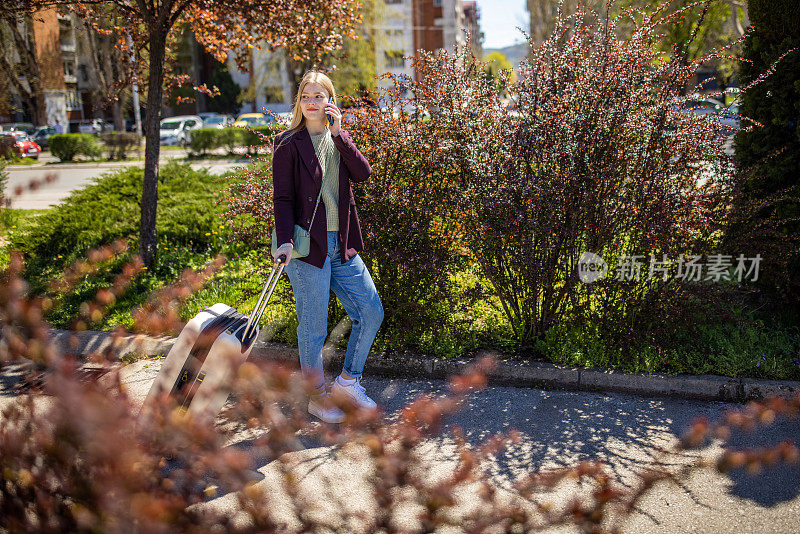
[308,394,345,423]
[332,377,377,410]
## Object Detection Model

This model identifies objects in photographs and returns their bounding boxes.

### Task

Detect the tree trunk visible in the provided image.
[112,97,124,131]
[140,28,167,269]
[0,16,46,125]
[21,14,46,126]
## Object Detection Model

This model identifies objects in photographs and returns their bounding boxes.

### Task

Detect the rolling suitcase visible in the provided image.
[142,256,286,419]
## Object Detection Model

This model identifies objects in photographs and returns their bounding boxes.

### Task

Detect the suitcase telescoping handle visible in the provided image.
[242,255,286,344]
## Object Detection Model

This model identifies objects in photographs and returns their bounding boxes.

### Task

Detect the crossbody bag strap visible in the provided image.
[306,136,329,231]
[307,186,324,231]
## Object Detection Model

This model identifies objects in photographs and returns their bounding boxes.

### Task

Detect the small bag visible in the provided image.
[271,224,311,259]
[271,187,324,259]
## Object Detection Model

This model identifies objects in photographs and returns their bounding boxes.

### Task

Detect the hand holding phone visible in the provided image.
[326,97,335,126]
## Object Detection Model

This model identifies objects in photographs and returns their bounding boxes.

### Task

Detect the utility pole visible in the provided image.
[127,33,142,138]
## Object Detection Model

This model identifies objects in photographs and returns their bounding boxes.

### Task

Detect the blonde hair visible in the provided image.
[274,71,338,151]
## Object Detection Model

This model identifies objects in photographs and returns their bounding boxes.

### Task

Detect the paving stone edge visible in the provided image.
[49,329,800,403]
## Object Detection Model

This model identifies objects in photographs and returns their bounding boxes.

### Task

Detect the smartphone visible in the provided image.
[327,96,335,126]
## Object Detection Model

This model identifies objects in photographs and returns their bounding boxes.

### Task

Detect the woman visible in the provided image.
[272,71,384,423]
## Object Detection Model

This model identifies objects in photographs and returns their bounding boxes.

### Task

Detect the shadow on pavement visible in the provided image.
[371,377,800,508]
[725,415,800,506]
[197,375,800,513]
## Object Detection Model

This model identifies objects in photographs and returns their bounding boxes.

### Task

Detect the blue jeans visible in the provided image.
[284,231,384,388]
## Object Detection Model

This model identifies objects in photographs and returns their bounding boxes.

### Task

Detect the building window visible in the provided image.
[385,51,405,68]
[63,61,75,77]
[79,64,88,82]
[385,0,402,4]
[264,85,285,104]
[433,0,442,6]
[65,90,81,111]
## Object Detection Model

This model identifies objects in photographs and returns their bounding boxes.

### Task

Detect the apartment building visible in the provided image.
[375,0,416,92]
[462,0,483,57]
[0,8,69,127]
[58,12,84,129]
[222,47,293,115]
[0,8,125,130]
[412,0,466,79]
[374,0,483,94]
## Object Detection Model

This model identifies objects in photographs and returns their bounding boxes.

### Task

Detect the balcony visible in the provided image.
[64,74,77,84]
[61,42,76,53]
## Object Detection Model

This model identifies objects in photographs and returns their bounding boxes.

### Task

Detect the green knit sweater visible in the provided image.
[310,130,340,231]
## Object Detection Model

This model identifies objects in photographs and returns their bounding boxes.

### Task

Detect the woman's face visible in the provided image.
[299,82,330,123]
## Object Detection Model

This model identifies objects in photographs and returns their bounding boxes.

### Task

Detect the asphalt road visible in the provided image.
[1,358,797,532]
[5,154,247,209]
[110,361,800,533]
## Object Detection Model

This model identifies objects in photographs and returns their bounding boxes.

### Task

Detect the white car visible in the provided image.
[78,118,112,134]
[159,115,203,146]
[201,115,232,129]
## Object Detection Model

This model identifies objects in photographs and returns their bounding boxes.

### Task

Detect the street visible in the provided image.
[5,153,247,209]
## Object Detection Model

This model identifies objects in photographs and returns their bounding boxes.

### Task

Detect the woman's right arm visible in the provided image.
[272,135,296,248]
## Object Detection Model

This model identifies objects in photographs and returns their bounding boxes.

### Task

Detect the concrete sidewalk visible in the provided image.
[49,328,800,403]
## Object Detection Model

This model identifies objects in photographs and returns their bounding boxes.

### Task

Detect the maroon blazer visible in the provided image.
[272,127,372,268]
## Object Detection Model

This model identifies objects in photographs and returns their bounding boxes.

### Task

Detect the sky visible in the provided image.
[475,0,530,49]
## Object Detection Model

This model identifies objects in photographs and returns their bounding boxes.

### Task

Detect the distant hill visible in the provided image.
[482,42,529,70]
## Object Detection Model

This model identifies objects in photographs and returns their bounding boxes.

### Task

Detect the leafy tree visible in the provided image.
[72,9,136,131]
[617,0,741,90]
[0,9,47,125]
[482,51,516,95]
[5,0,362,268]
[0,61,14,119]
[726,0,800,305]
[328,0,386,97]
[527,0,606,45]
[205,62,241,115]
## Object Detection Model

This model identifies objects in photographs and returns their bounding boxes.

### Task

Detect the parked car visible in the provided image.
[0,122,36,135]
[159,115,203,146]
[233,112,270,127]
[32,126,56,149]
[201,114,232,128]
[681,96,724,117]
[1,131,42,159]
[78,118,112,134]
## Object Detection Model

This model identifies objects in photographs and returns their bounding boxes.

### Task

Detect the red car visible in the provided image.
[2,131,41,159]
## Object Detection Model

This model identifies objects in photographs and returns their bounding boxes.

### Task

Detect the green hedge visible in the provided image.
[187,128,219,156]
[0,159,7,197]
[240,125,278,154]
[188,125,281,156]
[99,132,142,160]
[49,133,103,161]
[13,160,225,289]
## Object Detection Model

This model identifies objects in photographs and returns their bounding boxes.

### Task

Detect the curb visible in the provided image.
[49,329,800,403]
